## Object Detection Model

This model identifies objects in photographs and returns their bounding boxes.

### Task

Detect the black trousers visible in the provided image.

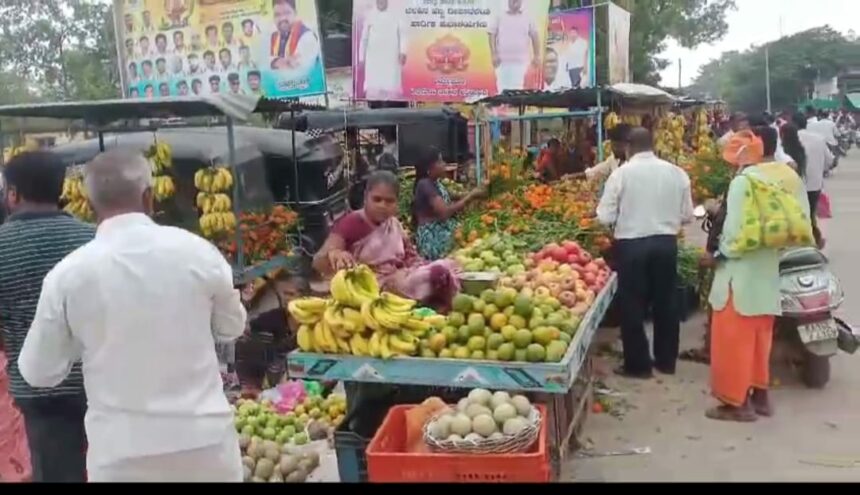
[614,235,680,374]
[15,395,88,482]
[807,190,822,246]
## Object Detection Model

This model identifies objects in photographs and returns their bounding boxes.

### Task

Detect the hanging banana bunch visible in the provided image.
[145,141,176,202]
[194,166,237,240]
[61,172,95,223]
[603,112,620,131]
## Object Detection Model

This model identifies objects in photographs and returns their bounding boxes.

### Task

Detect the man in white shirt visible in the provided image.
[488,0,540,92]
[597,128,694,379]
[561,25,589,89]
[359,0,406,100]
[808,110,838,148]
[792,112,833,248]
[18,150,247,482]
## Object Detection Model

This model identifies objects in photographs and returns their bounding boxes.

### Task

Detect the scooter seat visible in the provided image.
[780,247,827,271]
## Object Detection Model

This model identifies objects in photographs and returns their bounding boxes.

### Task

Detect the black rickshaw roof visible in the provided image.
[0,95,324,126]
[277,106,468,132]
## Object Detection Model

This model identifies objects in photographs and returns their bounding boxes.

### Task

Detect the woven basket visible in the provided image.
[422,407,542,455]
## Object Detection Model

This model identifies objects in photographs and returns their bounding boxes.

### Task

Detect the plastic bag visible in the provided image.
[405,397,449,454]
[817,192,832,219]
[727,174,814,254]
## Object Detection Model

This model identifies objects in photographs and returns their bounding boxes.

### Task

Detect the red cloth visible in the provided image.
[331,211,375,251]
[710,294,774,407]
[0,352,30,482]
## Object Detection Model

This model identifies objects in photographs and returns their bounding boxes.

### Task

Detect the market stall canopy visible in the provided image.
[799,98,842,112]
[845,93,860,111]
[473,83,678,110]
[276,107,468,132]
[0,95,324,127]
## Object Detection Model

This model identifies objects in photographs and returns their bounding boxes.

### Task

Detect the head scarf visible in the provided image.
[722,130,764,168]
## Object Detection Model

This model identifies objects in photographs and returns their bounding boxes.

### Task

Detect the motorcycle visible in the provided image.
[693,205,859,388]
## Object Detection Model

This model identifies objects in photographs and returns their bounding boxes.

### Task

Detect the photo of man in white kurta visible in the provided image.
[359,0,406,100]
[488,0,540,92]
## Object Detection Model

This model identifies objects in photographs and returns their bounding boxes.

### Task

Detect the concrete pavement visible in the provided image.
[564,149,860,482]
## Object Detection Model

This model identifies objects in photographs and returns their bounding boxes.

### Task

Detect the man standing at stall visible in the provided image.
[597,128,694,378]
[0,151,95,482]
[18,150,247,481]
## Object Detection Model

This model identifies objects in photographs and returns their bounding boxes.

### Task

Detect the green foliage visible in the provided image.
[689,27,860,112]
[0,0,120,102]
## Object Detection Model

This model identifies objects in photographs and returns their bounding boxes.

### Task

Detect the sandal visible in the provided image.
[705,405,758,423]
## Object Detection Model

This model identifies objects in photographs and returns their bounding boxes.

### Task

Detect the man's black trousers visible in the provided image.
[614,235,680,374]
[15,395,88,482]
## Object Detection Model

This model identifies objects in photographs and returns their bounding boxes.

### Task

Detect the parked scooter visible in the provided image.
[694,205,858,388]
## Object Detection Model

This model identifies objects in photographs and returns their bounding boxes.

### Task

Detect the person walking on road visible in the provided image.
[18,150,247,482]
[597,128,694,378]
[792,112,833,248]
[0,151,94,482]
[705,127,810,423]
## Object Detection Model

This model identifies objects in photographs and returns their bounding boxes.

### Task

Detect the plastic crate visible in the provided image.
[366,405,551,483]
[334,421,371,483]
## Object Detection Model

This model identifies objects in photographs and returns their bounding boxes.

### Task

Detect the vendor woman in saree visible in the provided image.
[412,147,485,260]
[706,127,810,423]
[313,171,460,310]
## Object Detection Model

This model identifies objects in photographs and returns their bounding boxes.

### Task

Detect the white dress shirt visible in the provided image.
[18,213,246,469]
[808,118,838,146]
[799,129,834,192]
[585,155,620,182]
[597,151,694,240]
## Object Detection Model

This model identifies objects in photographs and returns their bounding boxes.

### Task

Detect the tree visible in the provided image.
[0,0,120,101]
[688,27,860,112]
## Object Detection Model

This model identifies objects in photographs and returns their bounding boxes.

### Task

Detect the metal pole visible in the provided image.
[596,90,604,162]
[475,115,482,184]
[226,117,243,272]
[678,58,682,90]
[765,46,772,113]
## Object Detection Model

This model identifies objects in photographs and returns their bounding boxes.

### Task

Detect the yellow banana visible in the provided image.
[352,266,381,299]
[380,292,417,312]
[335,335,352,354]
[368,331,382,358]
[373,304,408,332]
[379,334,393,360]
[350,333,369,356]
[361,300,382,332]
[388,333,417,355]
[313,322,330,353]
[330,270,354,306]
[288,300,323,325]
[297,325,314,352]
[194,169,205,190]
[342,308,366,334]
[220,168,234,189]
[294,297,328,313]
[402,318,432,336]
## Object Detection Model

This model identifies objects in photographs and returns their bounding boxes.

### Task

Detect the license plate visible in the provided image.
[798,319,839,344]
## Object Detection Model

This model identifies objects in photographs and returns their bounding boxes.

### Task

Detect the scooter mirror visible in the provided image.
[693,205,707,219]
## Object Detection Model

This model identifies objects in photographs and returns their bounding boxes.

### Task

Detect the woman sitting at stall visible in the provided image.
[313,170,460,310]
[412,146,485,260]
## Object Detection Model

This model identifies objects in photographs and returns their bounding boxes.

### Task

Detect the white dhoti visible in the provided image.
[495,62,529,92]
[361,11,403,99]
[88,434,243,482]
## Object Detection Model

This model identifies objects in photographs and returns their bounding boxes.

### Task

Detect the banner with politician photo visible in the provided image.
[542,8,595,92]
[352,0,551,103]
[607,2,631,85]
[114,0,326,100]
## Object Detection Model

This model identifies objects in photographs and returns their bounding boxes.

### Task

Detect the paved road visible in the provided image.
[564,149,860,482]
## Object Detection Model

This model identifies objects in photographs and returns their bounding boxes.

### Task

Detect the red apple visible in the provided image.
[584,262,599,274]
[594,258,607,268]
[584,272,597,285]
[580,251,593,264]
[551,247,568,263]
[562,240,581,254]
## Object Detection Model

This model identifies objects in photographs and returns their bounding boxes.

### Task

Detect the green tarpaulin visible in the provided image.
[846,93,860,111]
[799,98,842,111]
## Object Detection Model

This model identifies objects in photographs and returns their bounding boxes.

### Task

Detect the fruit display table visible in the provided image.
[286,273,617,477]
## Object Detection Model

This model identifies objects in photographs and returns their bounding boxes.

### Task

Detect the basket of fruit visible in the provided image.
[422,389,541,454]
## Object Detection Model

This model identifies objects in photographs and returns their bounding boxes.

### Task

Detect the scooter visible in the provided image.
[694,205,859,388]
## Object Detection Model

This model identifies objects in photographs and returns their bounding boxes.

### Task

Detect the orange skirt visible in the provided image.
[710,294,775,407]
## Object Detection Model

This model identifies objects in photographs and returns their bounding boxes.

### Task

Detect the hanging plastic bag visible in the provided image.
[817,192,832,219]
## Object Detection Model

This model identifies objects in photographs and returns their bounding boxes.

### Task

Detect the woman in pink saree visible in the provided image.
[0,351,30,482]
[313,171,460,310]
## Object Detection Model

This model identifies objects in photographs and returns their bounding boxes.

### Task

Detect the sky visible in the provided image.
[658,0,860,88]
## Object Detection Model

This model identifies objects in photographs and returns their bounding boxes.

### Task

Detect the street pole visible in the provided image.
[678,58,682,90]
[765,46,772,113]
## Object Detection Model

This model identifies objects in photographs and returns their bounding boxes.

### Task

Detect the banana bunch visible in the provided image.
[146,142,173,174]
[199,212,238,239]
[360,292,418,333]
[604,112,620,130]
[153,175,176,202]
[64,198,95,222]
[287,297,328,325]
[622,115,641,126]
[61,176,87,203]
[329,265,381,308]
[194,167,234,194]
[693,110,717,156]
[196,193,232,214]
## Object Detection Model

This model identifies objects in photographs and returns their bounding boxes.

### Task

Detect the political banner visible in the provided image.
[352,0,551,103]
[543,8,595,91]
[301,67,357,109]
[607,2,631,84]
[114,0,326,100]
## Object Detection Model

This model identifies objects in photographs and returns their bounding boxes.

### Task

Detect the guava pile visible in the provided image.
[240,438,321,483]
[426,388,536,445]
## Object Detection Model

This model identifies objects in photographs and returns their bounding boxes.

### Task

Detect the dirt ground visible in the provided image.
[562,150,860,482]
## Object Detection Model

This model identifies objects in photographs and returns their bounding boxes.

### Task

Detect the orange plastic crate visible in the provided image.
[365,404,551,483]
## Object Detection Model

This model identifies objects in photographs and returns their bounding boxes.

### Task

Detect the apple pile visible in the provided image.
[500,240,611,313]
